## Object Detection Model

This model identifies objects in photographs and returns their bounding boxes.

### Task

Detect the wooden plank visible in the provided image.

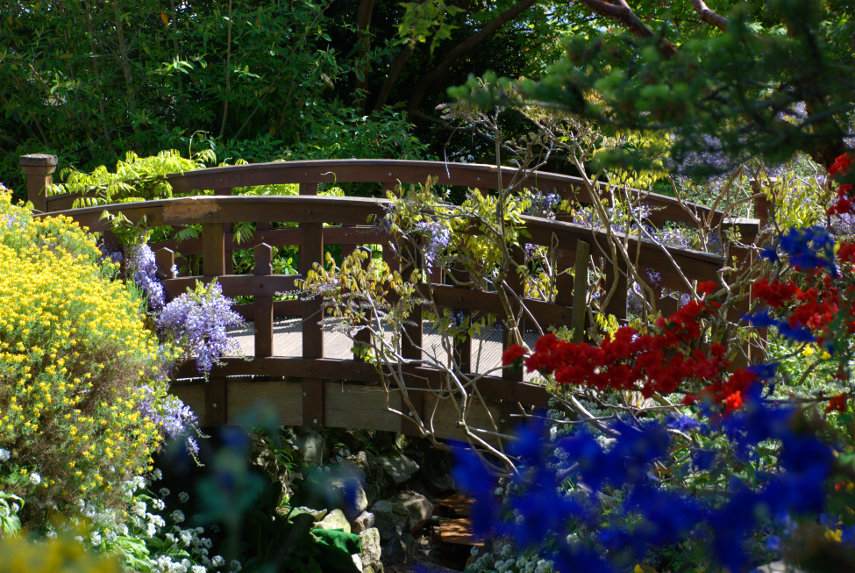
[302,378,325,427]
[325,382,402,433]
[226,380,303,426]
[172,358,551,408]
[162,274,299,298]
[205,376,227,426]
[400,387,425,436]
[254,243,274,358]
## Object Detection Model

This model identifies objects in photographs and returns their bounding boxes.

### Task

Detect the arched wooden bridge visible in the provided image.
[22,156,763,442]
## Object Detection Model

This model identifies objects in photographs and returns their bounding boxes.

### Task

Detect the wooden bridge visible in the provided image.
[21,155,764,443]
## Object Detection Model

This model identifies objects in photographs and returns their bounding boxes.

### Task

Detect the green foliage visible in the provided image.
[0,187,177,524]
[54,149,214,208]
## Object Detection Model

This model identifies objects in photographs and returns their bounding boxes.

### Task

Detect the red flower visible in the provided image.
[502,343,527,366]
[698,281,718,296]
[829,153,853,178]
[827,393,849,413]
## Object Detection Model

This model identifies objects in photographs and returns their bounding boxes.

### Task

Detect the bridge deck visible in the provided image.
[226,319,541,382]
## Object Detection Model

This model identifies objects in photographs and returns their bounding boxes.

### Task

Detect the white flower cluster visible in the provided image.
[467,541,554,573]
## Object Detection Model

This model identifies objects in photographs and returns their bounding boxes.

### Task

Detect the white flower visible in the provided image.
[151,469,163,481]
[29,472,41,485]
[132,500,147,517]
[170,510,185,523]
[178,491,190,504]
[180,530,193,546]
[0,448,10,461]
[191,566,206,573]
[152,498,166,511]
[90,531,102,546]
[159,487,171,498]
[211,555,225,567]
[229,560,242,572]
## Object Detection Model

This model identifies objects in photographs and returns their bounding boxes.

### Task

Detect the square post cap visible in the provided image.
[20,154,58,174]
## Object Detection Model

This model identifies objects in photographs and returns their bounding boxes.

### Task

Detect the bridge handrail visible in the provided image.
[38,158,761,235]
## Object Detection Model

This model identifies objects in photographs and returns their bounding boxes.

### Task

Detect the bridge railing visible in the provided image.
[22,155,759,438]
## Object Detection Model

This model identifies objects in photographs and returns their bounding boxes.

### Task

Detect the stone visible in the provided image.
[429,472,455,493]
[294,426,325,466]
[396,490,433,533]
[292,506,328,521]
[377,453,419,485]
[381,533,415,564]
[370,499,409,541]
[352,510,375,534]
[326,474,369,521]
[316,508,351,534]
[752,563,805,573]
[351,554,363,573]
[359,527,383,570]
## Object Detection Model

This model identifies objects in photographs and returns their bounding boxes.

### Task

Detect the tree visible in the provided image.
[454,0,855,173]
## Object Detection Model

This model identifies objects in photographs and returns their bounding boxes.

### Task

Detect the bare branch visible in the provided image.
[686,0,728,31]
[576,0,676,56]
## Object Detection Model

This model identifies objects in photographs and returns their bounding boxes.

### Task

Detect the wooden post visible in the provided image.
[20,154,58,212]
[502,246,526,381]
[254,243,274,358]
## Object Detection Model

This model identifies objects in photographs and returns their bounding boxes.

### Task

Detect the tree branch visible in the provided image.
[686,0,728,31]
[576,0,676,56]
[406,0,538,119]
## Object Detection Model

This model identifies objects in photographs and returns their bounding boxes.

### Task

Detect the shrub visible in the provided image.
[0,186,179,524]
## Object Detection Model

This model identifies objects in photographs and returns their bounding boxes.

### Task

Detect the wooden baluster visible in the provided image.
[300,222,324,358]
[202,223,226,277]
[449,268,472,373]
[353,247,372,360]
[254,243,274,358]
[572,240,590,343]
[20,154,57,213]
[401,247,423,361]
[502,246,526,381]
[154,247,176,279]
[300,182,318,196]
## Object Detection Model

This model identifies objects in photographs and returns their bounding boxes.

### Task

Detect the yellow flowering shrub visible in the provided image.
[0,533,118,573]
[0,187,176,524]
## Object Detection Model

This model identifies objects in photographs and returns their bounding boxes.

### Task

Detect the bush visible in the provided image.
[0,186,178,525]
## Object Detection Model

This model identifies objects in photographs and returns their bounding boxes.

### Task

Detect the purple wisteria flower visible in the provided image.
[138,384,201,458]
[414,220,451,273]
[156,281,244,375]
[127,243,172,311]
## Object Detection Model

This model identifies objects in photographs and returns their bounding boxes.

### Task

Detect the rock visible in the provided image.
[377,453,419,485]
[292,506,328,521]
[371,499,409,541]
[352,510,375,533]
[295,426,325,466]
[327,474,369,521]
[752,563,805,573]
[396,490,433,533]
[381,533,415,564]
[351,554,363,573]
[316,508,351,533]
[359,527,383,570]
[429,472,455,493]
